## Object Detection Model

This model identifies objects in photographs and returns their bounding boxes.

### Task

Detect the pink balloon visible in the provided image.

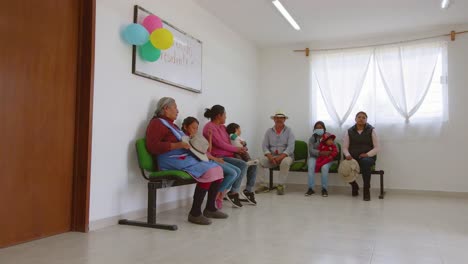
[142,15,163,33]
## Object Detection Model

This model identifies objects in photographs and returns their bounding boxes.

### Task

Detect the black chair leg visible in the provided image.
[269,169,277,191]
[379,171,385,199]
[119,182,178,230]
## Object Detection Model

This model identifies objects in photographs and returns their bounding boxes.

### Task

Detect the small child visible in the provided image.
[226,123,259,166]
[315,132,338,172]
[182,116,229,210]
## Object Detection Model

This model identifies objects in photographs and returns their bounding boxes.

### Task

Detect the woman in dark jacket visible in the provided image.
[343,111,380,201]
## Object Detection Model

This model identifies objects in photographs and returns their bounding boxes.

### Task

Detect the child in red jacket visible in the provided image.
[315,133,338,172]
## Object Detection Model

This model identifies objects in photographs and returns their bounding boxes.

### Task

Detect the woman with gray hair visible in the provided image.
[146,97,228,225]
[153,97,176,117]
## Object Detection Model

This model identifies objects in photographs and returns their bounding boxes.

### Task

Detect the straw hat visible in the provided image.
[270,110,288,119]
[182,134,209,162]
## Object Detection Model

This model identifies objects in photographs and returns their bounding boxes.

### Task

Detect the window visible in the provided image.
[312,41,447,127]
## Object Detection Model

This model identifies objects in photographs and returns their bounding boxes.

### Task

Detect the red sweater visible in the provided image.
[145,117,179,155]
[315,142,338,172]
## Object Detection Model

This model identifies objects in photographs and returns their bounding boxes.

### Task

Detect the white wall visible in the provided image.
[257,26,468,192]
[90,0,258,222]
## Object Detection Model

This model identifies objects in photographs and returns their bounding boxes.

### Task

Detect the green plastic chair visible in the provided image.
[328,142,342,173]
[268,140,308,190]
[264,139,386,199]
[290,140,308,171]
[268,140,340,188]
[119,138,196,230]
[134,138,193,181]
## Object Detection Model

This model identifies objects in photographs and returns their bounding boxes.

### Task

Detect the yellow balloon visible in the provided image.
[150,28,174,50]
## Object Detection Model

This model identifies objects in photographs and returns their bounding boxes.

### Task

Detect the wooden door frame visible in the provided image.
[71,0,95,232]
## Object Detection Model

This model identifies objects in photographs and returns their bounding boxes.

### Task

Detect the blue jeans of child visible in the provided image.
[223,157,257,193]
[216,160,241,192]
[307,157,332,190]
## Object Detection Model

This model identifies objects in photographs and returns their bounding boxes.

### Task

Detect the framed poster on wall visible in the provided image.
[132,5,203,93]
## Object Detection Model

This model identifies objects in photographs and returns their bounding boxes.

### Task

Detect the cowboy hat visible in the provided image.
[182,134,209,162]
[270,110,288,119]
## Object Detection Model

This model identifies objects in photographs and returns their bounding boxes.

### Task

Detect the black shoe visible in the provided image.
[321,188,328,197]
[304,188,315,196]
[241,190,257,205]
[226,192,243,208]
[350,181,359,197]
[363,188,371,201]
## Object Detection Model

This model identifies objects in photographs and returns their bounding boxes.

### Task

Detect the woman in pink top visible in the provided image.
[203,105,258,207]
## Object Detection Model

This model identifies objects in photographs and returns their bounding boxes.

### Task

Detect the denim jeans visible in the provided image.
[223,157,257,193]
[215,160,241,192]
[307,157,332,190]
[357,157,375,189]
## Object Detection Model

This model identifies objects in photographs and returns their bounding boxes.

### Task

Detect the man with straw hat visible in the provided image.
[256,110,295,195]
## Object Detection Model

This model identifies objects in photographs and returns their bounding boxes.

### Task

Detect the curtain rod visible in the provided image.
[294,30,468,56]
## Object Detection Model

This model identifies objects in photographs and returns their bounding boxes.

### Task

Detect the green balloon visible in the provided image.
[139,41,161,62]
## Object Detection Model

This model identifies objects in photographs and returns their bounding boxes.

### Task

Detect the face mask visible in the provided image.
[314,129,324,136]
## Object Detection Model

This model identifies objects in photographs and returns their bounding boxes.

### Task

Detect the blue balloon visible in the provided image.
[122,23,149,46]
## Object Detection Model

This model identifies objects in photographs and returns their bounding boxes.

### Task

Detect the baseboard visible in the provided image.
[89,197,192,231]
[379,188,468,198]
[272,183,468,198]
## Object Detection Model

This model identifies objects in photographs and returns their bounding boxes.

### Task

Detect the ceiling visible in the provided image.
[194,0,468,47]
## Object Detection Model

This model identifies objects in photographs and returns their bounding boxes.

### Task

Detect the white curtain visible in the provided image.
[375,40,446,122]
[311,48,373,126]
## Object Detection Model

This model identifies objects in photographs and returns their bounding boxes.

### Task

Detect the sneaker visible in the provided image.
[203,209,228,219]
[241,190,257,205]
[255,185,270,194]
[226,192,243,208]
[321,188,328,197]
[188,214,212,225]
[276,184,285,195]
[246,159,260,166]
[215,197,223,209]
[304,188,315,196]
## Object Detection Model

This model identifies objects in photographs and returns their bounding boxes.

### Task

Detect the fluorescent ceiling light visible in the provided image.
[441,0,450,9]
[272,0,301,30]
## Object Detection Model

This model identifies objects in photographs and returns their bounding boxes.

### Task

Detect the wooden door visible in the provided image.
[0,0,81,247]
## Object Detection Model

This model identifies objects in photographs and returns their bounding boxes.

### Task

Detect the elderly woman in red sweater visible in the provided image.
[145,97,227,225]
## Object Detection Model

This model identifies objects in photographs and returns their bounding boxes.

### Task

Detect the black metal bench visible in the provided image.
[119,138,196,230]
[267,141,386,199]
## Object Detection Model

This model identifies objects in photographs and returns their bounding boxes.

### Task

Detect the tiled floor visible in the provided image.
[1,189,468,264]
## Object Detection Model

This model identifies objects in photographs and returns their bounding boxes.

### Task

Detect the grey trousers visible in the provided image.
[258,156,293,185]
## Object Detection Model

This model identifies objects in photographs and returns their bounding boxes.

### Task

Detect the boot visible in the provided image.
[189,185,208,218]
[363,188,371,201]
[204,181,228,218]
[350,181,359,197]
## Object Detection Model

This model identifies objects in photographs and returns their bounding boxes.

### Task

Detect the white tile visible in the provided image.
[371,253,442,264]
[1,190,468,264]
[438,245,468,264]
